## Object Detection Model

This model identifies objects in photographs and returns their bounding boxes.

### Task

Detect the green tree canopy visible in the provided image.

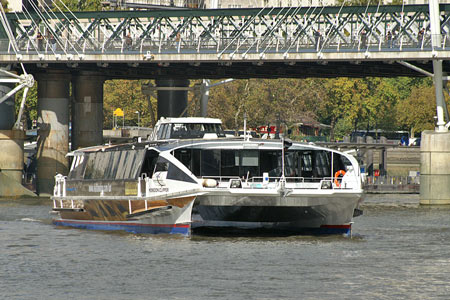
[103,80,155,129]
[396,84,449,137]
[56,0,102,11]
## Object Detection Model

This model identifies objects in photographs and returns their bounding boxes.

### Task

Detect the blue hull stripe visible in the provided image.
[53,220,190,236]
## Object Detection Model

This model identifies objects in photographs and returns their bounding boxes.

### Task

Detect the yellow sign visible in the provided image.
[125,182,138,195]
[113,108,124,117]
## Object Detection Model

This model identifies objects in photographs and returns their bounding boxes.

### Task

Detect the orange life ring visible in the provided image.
[334,170,346,187]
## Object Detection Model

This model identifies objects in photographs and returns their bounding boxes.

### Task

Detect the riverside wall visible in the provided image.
[369,146,420,176]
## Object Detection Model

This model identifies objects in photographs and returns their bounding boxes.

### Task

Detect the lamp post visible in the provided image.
[135,111,140,128]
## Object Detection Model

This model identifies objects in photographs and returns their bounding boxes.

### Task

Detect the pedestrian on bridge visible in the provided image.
[386,31,392,48]
[49,33,56,52]
[360,30,367,50]
[37,32,43,51]
[125,33,132,51]
[417,28,424,48]
[314,29,321,51]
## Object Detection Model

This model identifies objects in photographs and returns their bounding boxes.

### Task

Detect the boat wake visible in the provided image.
[20,217,41,223]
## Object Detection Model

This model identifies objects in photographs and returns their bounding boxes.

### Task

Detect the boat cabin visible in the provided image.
[170,141,353,182]
[67,140,354,185]
[150,117,226,141]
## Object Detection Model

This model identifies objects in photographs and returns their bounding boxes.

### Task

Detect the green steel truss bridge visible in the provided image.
[2,4,450,78]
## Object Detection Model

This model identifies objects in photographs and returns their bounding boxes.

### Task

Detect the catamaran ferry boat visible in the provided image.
[52,118,364,236]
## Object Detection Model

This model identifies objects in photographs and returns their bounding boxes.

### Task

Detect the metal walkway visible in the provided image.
[1,4,450,78]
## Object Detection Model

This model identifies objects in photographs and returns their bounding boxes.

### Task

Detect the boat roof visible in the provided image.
[69,138,345,156]
[156,117,222,124]
[154,138,330,152]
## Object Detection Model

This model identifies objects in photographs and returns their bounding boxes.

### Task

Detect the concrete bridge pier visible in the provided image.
[420,0,450,205]
[0,72,25,184]
[155,79,189,119]
[72,71,105,150]
[36,71,70,196]
[420,131,450,204]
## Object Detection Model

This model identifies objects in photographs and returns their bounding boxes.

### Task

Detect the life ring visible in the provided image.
[334,170,346,187]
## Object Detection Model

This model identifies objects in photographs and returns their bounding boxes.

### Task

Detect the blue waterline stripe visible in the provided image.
[53,220,190,236]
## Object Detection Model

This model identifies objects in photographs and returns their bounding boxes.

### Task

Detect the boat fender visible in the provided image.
[334,170,346,187]
[202,178,217,187]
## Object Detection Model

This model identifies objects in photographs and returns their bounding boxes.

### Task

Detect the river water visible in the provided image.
[1,194,449,300]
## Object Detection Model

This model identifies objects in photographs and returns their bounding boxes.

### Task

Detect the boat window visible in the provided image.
[301,152,313,172]
[174,149,192,170]
[82,149,146,180]
[203,123,226,137]
[171,124,189,138]
[154,161,169,172]
[240,150,259,178]
[201,150,220,176]
[221,150,239,176]
[157,122,225,139]
[314,151,331,178]
[333,153,352,174]
[163,124,172,139]
[171,123,204,139]
[173,148,201,176]
[284,152,297,177]
[84,151,109,179]
[157,124,165,140]
[166,159,198,184]
[117,149,146,179]
[140,150,159,177]
[215,124,226,137]
[192,149,201,176]
[186,124,204,138]
[116,151,131,179]
[260,150,282,177]
[68,154,88,179]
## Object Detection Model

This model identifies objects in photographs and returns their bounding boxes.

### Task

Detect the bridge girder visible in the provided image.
[3,5,450,57]
[1,4,450,78]
[21,60,442,80]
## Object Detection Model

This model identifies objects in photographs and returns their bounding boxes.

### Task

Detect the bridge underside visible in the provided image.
[17,60,446,79]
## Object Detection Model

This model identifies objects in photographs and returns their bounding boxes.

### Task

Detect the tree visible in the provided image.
[103,80,154,129]
[56,0,102,11]
[396,85,449,138]
[317,78,370,141]
[208,78,323,135]
[363,78,398,136]
[208,79,251,131]
[15,82,38,129]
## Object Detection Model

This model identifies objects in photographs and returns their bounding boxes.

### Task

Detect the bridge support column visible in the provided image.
[72,72,105,150]
[0,72,25,184]
[200,79,210,117]
[36,71,70,196]
[420,0,450,204]
[155,79,189,119]
[420,131,450,205]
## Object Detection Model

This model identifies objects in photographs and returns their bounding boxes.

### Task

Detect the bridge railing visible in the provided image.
[1,34,449,56]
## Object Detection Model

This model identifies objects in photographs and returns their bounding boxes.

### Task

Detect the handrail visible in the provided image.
[199,175,360,190]
[0,33,446,57]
